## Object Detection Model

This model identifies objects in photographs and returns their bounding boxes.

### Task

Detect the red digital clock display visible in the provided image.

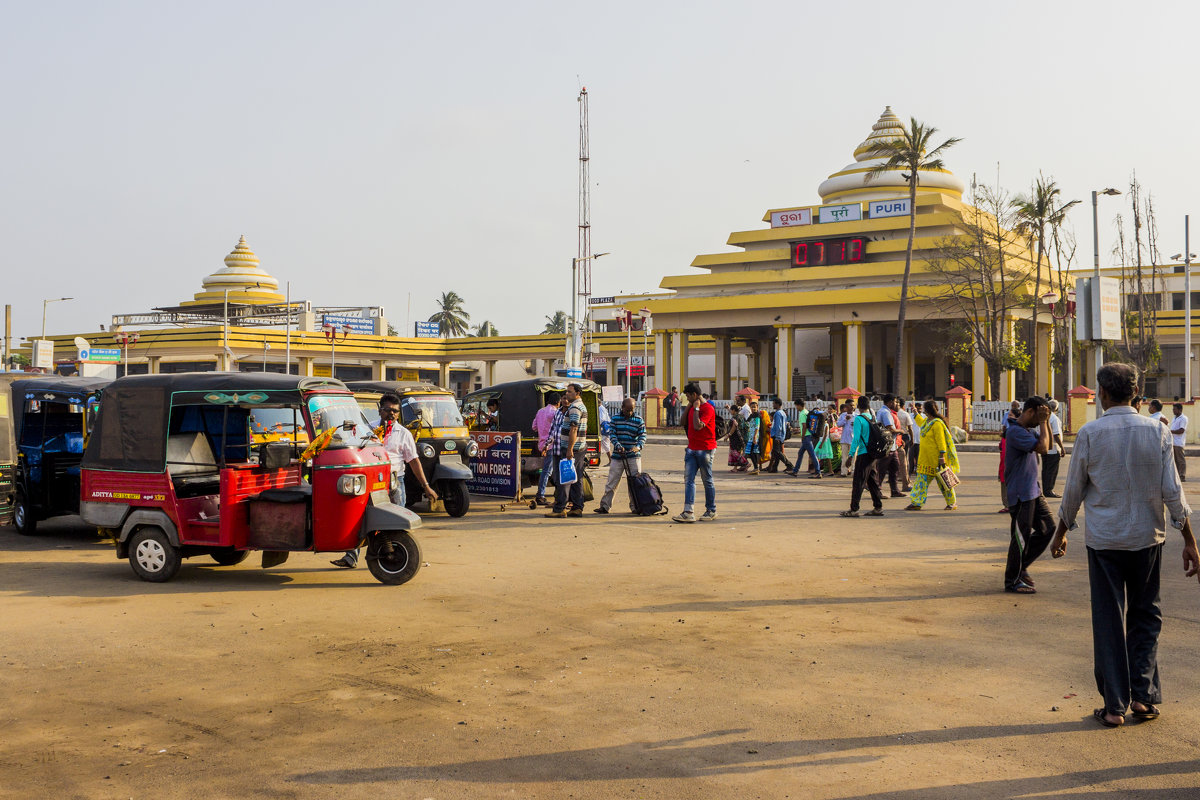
[791,237,865,267]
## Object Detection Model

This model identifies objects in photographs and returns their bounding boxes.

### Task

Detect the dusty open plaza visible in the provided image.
[3,448,1200,799]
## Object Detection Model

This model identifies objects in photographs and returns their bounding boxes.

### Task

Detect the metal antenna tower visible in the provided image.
[577,87,592,368]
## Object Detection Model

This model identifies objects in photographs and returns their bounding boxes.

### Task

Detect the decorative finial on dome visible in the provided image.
[182,235,286,307]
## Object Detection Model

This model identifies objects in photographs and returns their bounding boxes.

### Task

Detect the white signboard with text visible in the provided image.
[818,203,862,224]
[868,199,911,219]
[770,208,813,228]
[1093,277,1122,341]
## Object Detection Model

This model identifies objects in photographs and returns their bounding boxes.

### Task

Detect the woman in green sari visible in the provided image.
[905,400,960,510]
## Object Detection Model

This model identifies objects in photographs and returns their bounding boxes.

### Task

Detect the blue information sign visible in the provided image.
[466,432,521,499]
[322,314,375,334]
[414,321,441,338]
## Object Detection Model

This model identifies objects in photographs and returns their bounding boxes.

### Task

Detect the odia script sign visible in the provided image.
[467,431,521,499]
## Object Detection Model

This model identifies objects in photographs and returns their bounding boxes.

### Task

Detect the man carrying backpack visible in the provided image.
[787,399,821,478]
[765,397,795,473]
[842,395,885,517]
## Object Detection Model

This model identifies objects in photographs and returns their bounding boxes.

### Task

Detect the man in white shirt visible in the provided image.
[1042,398,1066,498]
[1148,399,1167,427]
[1172,404,1188,481]
[332,392,437,568]
[895,402,914,492]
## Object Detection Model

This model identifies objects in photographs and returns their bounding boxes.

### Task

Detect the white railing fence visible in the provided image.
[970,400,1011,432]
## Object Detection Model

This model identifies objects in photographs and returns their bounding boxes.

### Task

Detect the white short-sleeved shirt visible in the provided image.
[897,409,913,438]
[1171,414,1188,447]
[738,404,752,420]
[838,412,855,444]
[377,419,418,477]
[1047,412,1063,454]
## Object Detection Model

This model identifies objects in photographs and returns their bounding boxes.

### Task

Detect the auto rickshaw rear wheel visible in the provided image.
[365,531,421,585]
[128,526,182,583]
[440,480,470,518]
[12,492,36,535]
[210,548,250,566]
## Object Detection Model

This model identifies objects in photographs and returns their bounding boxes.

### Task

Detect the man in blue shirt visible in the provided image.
[841,395,884,517]
[765,398,795,473]
[594,397,647,514]
[1004,396,1054,593]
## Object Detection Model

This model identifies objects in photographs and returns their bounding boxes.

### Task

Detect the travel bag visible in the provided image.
[627,470,668,516]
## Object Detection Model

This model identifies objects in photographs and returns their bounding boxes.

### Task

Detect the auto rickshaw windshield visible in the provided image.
[401,395,464,428]
[306,395,375,446]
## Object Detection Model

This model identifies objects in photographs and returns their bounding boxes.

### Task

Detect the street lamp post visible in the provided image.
[42,297,73,339]
[1091,188,1121,397]
[114,330,140,376]
[1171,218,1196,398]
[1042,290,1076,396]
[567,252,610,370]
[323,322,351,377]
[641,308,652,397]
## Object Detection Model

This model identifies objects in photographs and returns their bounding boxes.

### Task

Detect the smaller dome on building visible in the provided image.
[183,235,286,306]
[817,106,965,204]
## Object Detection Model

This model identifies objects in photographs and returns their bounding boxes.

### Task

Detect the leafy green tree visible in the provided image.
[542,311,568,335]
[428,291,470,337]
[473,321,499,337]
[1012,174,1079,393]
[864,117,961,396]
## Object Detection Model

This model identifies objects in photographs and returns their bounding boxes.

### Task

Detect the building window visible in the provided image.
[1171,292,1200,311]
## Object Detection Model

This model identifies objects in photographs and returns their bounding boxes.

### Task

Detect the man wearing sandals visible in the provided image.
[1002,396,1055,594]
[841,395,884,518]
[1051,362,1200,728]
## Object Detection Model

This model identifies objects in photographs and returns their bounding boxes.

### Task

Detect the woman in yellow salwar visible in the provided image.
[905,400,959,510]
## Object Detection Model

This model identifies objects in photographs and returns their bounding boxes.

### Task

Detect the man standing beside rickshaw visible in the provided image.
[332,392,437,568]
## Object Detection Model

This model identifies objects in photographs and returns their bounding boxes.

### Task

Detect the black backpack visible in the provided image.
[865,415,894,460]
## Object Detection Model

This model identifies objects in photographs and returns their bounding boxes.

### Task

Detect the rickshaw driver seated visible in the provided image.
[330,392,438,569]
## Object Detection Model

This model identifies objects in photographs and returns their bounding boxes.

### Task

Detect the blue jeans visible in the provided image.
[683,448,716,514]
[797,435,819,472]
[536,451,555,498]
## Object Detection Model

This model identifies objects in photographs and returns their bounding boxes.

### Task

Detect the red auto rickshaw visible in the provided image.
[79,373,421,584]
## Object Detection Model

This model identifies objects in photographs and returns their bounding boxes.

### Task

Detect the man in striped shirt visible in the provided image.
[594,397,647,514]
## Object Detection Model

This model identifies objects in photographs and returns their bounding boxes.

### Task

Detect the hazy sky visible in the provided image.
[3,1,1196,342]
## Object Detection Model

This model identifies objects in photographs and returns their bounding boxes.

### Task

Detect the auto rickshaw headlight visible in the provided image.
[419,442,436,459]
[466,441,479,457]
[337,474,367,496]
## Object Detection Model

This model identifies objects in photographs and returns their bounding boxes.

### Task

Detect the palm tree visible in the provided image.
[428,291,470,337]
[864,117,961,396]
[543,311,568,335]
[1013,175,1080,395]
[473,320,499,337]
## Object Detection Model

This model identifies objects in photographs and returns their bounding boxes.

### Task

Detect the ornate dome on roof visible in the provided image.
[182,235,286,306]
[817,106,964,204]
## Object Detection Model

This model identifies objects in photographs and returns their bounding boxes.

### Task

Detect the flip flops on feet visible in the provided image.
[1093,708,1124,727]
[1131,703,1160,720]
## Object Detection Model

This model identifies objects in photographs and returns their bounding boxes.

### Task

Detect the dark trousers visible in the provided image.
[849,454,882,512]
[1174,446,1186,481]
[767,436,794,472]
[1087,544,1163,716]
[908,442,920,476]
[552,449,589,512]
[1005,497,1054,588]
[1041,452,1061,495]
[873,450,901,493]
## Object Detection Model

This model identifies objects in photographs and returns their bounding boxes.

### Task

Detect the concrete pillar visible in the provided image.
[999,318,1018,402]
[843,321,865,392]
[299,357,315,377]
[972,352,988,401]
[934,352,948,396]
[605,358,617,386]
[438,361,451,389]
[1190,344,1199,400]
[870,324,888,393]
[147,355,161,375]
[714,334,731,400]
[670,330,689,390]
[774,325,794,400]
[653,331,669,392]
[372,359,387,380]
[901,324,915,399]
[831,327,845,392]
[747,343,760,393]
[764,337,776,397]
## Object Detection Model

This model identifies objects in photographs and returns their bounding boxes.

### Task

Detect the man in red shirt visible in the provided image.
[673,382,717,523]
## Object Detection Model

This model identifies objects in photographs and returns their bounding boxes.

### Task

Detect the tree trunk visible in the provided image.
[894,179,919,397]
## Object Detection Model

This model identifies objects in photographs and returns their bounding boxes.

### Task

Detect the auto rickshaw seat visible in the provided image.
[254,484,312,504]
[166,432,221,497]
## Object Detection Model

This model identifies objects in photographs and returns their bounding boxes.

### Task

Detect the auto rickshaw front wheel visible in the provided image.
[440,480,470,518]
[365,531,421,585]
[128,526,182,583]
[12,492,36,535]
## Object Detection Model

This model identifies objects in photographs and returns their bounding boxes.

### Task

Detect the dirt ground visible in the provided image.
[3,448,1200,800]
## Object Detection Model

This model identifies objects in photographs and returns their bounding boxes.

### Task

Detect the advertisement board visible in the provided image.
[1093,277,1122,341]
[323,314,375,335]
[466,432,521,499]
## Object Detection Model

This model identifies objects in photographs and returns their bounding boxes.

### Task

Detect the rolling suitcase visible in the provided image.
[627,470,668,516]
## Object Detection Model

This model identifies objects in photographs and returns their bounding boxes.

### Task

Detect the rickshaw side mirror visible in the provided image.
[342,420,356,431]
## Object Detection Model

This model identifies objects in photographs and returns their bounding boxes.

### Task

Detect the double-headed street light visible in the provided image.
[1042,289,1077,395]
